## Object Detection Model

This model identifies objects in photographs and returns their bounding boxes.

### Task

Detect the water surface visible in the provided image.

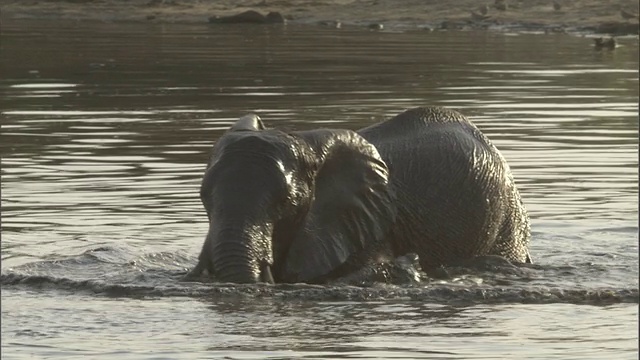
[1,20,638,359]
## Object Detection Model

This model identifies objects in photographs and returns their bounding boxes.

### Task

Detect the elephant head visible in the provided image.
[190,114,396,284]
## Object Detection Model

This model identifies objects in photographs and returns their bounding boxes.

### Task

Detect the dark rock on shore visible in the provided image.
[318,20,342,28]
[208,10,286,24]
[265,11,286,23]
[440,20,466,30]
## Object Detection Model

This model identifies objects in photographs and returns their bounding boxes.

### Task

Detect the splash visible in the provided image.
[2,246,637,305]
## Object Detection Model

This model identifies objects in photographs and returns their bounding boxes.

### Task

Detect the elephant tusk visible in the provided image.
[182,262,205,281]
[260,263,275,284]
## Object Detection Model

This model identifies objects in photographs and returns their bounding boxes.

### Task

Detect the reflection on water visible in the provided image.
[1,20,638,359]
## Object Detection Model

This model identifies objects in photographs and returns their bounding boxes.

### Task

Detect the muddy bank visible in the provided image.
[2,0,639,35]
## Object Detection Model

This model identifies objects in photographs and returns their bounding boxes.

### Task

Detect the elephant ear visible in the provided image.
[283,129,397,283]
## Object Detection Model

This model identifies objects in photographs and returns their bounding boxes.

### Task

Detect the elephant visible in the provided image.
[186,106,532,284]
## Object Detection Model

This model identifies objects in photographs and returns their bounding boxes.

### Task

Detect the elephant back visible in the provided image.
[358,106,531,271]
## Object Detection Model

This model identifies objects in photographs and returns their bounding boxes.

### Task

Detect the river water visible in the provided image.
[1,20,638,359]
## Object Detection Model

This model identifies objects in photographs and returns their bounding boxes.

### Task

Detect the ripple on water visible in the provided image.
[1,247,637,306]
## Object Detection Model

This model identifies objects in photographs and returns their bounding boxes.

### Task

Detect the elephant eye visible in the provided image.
[268,158,308,211]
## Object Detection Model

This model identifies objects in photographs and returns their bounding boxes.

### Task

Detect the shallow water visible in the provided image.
[1,20,638,359]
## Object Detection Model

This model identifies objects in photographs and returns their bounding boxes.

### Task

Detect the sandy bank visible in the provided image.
[2,0,639,35]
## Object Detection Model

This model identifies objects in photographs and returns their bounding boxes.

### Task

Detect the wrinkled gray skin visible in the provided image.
[187,107,531,284]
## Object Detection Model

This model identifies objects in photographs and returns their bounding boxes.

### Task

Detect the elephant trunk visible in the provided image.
[211,243,260,283]
[208,226,275,284]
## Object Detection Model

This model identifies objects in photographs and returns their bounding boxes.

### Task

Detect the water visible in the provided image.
[1,20,638,359]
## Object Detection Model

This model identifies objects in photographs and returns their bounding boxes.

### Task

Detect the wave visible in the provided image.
[2,247,637,305]
[2,272,637,305]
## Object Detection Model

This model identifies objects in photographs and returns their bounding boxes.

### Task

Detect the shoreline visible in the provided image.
[2,0,639,36]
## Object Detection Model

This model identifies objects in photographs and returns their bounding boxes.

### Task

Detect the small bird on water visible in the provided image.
[478,4,489,15]
[552,1,562,11]
[494,0,507,11]
[593,37,617,50]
